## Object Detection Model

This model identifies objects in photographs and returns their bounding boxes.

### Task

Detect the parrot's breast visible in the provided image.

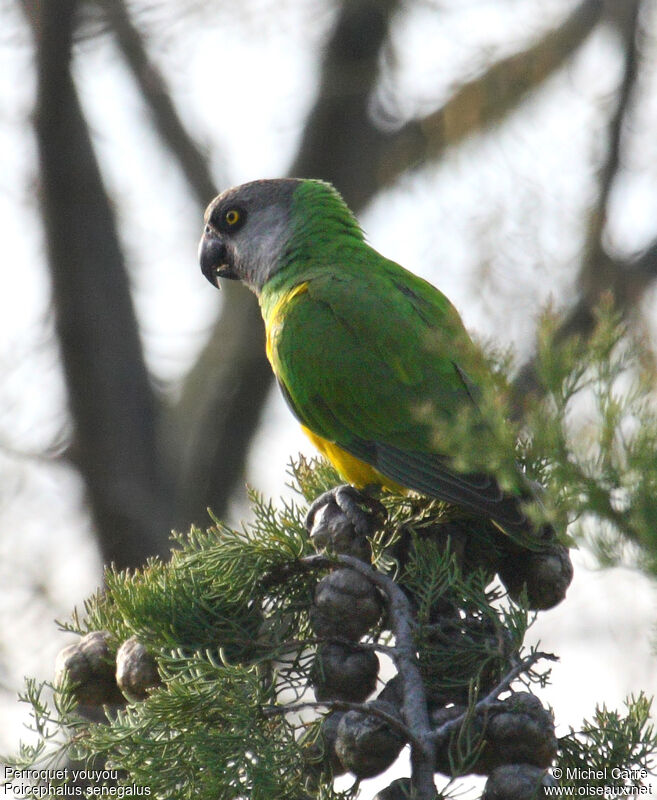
[264,281,309,364]
[261,277,405,493]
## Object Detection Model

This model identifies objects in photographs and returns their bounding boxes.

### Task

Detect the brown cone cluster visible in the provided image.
[55,630,161,711]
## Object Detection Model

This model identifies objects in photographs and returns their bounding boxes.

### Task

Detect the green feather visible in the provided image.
[258,180,537,535]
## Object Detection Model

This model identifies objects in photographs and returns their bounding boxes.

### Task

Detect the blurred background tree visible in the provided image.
[1,0,656,783]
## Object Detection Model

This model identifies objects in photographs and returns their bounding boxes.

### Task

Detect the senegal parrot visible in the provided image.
[198,178,548,539]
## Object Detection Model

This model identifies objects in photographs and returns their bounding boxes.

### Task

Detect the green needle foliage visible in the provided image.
[6,304,657,798]
[557,694,657,784]
[402,537,528,700]
[435,300,657,571]
[523,303,657,569]
[10,488,336,800]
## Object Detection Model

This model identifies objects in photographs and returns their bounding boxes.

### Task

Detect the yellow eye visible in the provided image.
[213,204,246,233]
[225,208,241,226]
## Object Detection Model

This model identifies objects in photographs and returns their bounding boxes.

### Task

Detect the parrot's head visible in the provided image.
[199,178,361,293]
[199,178,303,294]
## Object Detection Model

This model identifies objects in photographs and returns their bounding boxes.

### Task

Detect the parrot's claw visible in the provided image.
[305,485,386,539]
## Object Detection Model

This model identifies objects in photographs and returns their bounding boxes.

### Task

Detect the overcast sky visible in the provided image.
[1,1,656,792]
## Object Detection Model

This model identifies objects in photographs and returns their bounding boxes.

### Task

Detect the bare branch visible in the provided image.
[512,1,646,410]
[91,0,271,526]
[97,0,217,206]
[23,0,172,567]
[301,0,604,212]
[430,650,557,744]
[418,0,604,159]
[476,650,557,712]
[172,288,272,526]
[579,0,642,298]
[290,0,409,212]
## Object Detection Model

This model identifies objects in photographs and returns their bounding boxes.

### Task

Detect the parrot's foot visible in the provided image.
[305,485,386,560]
[306,485,385,537]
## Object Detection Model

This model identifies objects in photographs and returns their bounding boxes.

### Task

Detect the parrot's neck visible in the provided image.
[259,226,362,313]
[257,259,310,324]
[258,209,362,300]
[257,181,366,318]
[284,182,364,265]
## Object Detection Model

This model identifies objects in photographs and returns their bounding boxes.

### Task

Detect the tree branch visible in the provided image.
[511,0,646,411]
[427,650,558,776]
[94,0,272,526]
[263,697,419,752]
[97,0,217,206]
[172,291,275,526]
[290,0,408,211]
[417,0,604,160]
[430,649,557,748]
[23,0,172,567]
[302,553,437,797]
[298,0,602,215]
[579,0,641,288]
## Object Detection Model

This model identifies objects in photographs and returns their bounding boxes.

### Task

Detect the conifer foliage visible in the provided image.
[7,309,657,799]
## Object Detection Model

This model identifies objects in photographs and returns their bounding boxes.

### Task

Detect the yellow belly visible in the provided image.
[263,282,404,494]
[301,425,405,493]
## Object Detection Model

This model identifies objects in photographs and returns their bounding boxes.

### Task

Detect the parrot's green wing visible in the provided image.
[267,253,529,532]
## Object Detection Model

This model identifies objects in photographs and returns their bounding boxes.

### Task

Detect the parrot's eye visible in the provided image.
[217,206,246,233]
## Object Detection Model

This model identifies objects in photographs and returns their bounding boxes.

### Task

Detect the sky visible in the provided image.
[1,0,656,792]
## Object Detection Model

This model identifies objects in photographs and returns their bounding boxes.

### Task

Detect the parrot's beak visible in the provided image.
[198,227,236,287]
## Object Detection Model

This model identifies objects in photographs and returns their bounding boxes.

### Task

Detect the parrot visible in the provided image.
[198,178,549,541]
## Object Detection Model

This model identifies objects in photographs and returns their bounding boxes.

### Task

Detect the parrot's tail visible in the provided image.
[370,441,555,545]
[487,487,555,547]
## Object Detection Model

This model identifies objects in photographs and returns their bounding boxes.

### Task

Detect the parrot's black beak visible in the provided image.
[199,227,237,286]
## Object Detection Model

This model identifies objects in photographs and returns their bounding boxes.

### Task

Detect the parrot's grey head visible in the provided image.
[199,179,301,293]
